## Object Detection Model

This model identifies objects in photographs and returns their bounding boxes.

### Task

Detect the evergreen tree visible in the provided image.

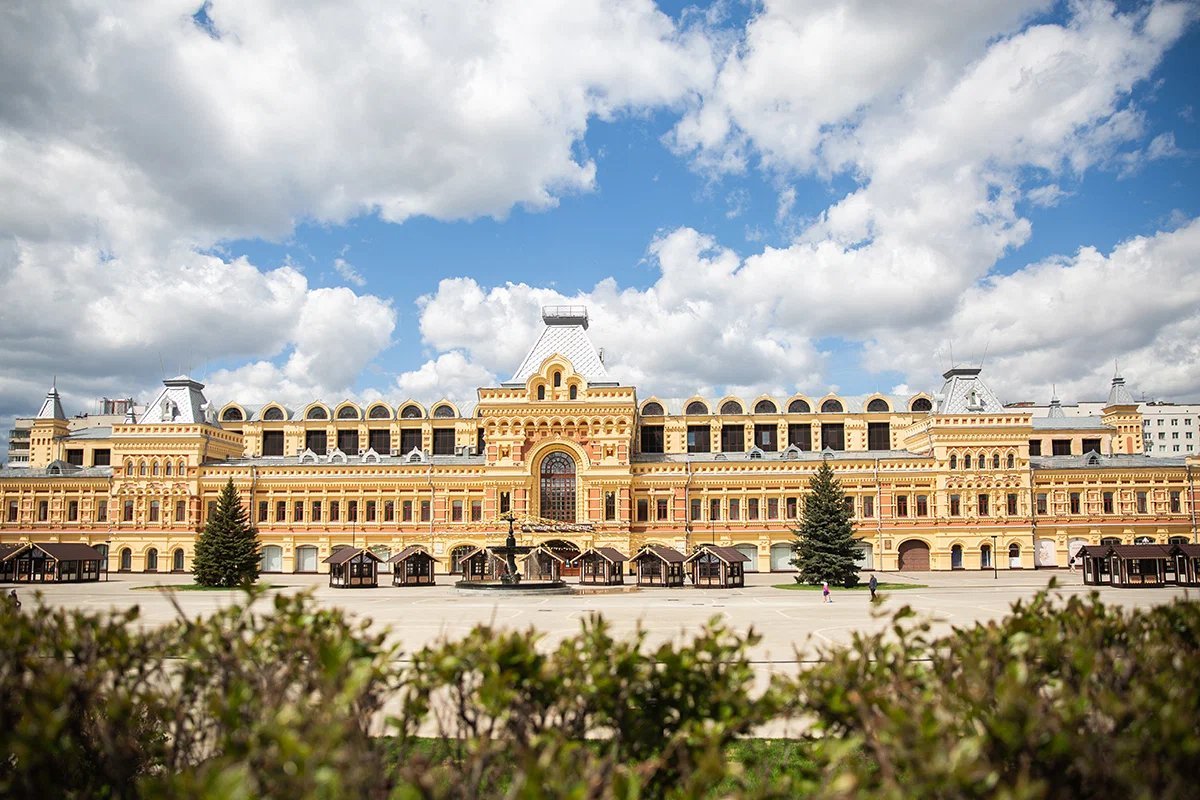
[791,460,862,587]
[193,479,261,587]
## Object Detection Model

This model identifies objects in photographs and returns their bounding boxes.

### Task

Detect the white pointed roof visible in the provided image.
[508,306,609,383]
[138,375,212,424]
[1047,393,1065,418]
[36,385,66,421]
[934,368,1004,414]
[1105,372,1137,407]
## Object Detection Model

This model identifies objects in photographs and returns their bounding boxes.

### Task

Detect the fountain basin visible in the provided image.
[455,580,570,594]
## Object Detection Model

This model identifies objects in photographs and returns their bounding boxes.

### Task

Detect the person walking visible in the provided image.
[868,573,878,601]
[822,581,832,604]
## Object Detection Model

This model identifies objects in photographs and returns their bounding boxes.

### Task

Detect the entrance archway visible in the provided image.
[539,452,577,522]
[897,540,930,571]
[294,545,318,573]
[734,544,759,572]
[449,545,475,574]
[1008,543,1021,569]
[950,544,963,570]
[770,543,794,571]
[260,545,283,573]
[854,542,874,571]
[172,548,185,572]
[1035,538,1057,567]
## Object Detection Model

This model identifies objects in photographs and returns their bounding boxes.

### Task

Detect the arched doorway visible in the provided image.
[1035,538,1057,567]
[541,539,581,577]
[1008,543,1021,569]
[260,545,283,573]
[539,452,577,522]
[119,547,132,572]
[145,548,158,573]
[897,540,930,571]
[854,542,874,571]
[95,543,109,573]
[294,545,318,573]
[172,548,185,572]
[1068,538,1088,566]
[449,545,475,574]
[734,544,759,572]
[950,544,963,570]
[980,544,993,569]
[770,543,794,571]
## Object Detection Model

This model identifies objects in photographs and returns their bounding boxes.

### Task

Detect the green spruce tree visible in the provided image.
[791,460,862,587]
[193,478,261,587]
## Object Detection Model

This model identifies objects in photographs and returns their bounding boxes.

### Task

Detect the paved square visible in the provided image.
[17,570,1195,662]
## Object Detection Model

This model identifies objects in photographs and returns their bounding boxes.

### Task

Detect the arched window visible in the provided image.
[449,545,474,574]
[177,460,186,475]
[151,461,159,476]
[569,385,577,400]
[720,400,744,415]
[992,454,1000,469]
[949,454,957,470]
[368,404,390,419]
[263,406,285,421]
[433,404,455,418]
[307,406,329,420]
[336,405,359,420]
[222,407,244,422]
[553,371,562,387]
[400,405,423,419]
[788,399,811,413]
[145,548,158,573]
[951,544,963,569]
[821,399,843,413]
[963,454,972,469]
[1007,453,1015,469]
[172,549,185,572]
[539,452,577,523]
[754,399,777,414]
[125,460,134,474]
[139,460,147,476]
[537,386,546,400]
[641,402,664,416]
[980,544,992,568]
[165,461,172,476]
[867,398,890,412]
[120,548,132,572]
[686,401,709,415]
[1009,543,1020,560]
[911,397,933,412]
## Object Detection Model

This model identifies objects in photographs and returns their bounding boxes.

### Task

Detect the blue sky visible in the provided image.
[1,0,1199,437]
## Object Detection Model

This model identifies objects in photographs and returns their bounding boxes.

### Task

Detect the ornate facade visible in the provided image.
[2,306,1197,575]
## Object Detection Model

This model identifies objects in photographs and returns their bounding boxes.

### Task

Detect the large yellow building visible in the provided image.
[2,306,1197,576]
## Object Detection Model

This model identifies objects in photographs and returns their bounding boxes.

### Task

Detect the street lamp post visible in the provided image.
[991,534,998,580]
[104,538,112,582]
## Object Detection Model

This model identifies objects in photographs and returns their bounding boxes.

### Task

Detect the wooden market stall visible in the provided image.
[1079,544,1174,587]
[323,546,382,588]
[1170,542,1200,587]
[520,545,566,582]
[631,544,686,588]
[388,546,440,586]
[457,547,506,583]
[685,545,751,589]
[572,547,629,586]
[0,542,104,583]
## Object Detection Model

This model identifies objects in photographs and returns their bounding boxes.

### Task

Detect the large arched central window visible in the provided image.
[539,452,576,522]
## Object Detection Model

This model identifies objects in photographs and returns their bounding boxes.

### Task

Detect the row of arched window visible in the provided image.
[113,546,185,573]
[644,396,933,416]
[125,459,187,477]
[949,452,1018,470]
[225,402,458,423]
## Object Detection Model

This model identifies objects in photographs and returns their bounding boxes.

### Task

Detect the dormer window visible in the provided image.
[162,399,178,420]
[537,385,546,400]
[569,385,577,400]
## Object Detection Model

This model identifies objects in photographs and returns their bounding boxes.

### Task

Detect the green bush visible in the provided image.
[0,586,1196,798]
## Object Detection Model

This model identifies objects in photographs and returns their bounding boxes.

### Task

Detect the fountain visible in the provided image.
[454,512,570,593]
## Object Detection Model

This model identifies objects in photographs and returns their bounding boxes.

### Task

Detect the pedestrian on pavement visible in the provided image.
[8,589,19,612]
[822,581,832,604]
[868,573,878,601]
[1068,556,1076,572]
